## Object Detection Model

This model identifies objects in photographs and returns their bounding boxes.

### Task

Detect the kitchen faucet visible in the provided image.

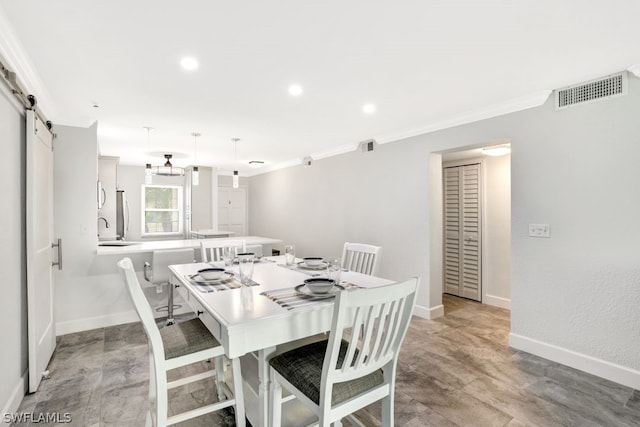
[97,216,110,228]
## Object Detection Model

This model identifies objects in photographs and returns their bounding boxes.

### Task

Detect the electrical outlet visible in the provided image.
[528,223,550,238]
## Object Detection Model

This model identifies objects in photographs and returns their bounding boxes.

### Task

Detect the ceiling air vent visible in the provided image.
[359,139,377,153]
[555,72,627,111]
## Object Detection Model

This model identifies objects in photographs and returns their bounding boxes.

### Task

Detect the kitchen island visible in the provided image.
[54,236,282,336]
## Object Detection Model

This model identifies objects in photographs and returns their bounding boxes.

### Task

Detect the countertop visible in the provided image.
[95,236,282,256]
[191,229,235,238]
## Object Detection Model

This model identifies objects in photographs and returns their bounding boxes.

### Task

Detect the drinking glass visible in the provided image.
[326,257,341,286]
[238,252,256,285]
[222,245,236,267]
[284,245,296,266]
[241,282,254,311]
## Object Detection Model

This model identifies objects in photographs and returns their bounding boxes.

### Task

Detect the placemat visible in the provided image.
[186,273,260,293]
[261,282,361,311]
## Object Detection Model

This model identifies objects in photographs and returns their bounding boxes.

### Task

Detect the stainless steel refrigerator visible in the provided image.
[116,190,129,240]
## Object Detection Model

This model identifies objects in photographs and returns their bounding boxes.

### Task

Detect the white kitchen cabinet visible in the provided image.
[98,156,119,239]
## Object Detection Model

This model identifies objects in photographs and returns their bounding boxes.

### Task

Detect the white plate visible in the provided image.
[295,283,344,298]
[190,272,234,284]
[296,261,328,270]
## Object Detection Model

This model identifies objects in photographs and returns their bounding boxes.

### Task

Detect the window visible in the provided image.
[142,185,183,236]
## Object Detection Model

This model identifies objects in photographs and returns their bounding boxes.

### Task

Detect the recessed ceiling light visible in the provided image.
[482,145,511,156]
[180,57,199,71]
[363,103,376,114]
[248,160,265,168]
[288,84,303,96]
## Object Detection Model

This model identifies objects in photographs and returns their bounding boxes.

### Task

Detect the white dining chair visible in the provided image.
[200,239,246,262]
[143,248,194,325]
[341,242,382,276]
[268,277,419,427]
[118,257,246,427]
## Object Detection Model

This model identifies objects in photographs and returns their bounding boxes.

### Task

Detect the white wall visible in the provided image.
[509,84,640,388]
[483,154,511,306]
[53,144,193,335]
[0,84,28,422]
[249,75,640,388]
[190,166,213,231]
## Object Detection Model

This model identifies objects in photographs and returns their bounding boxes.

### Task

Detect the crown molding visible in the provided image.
[249,90,552,177]
[628,64,640,79]
[0,5,57,118]
[310,142,359,161]
[248,158,301,176]
[375,90,552,145]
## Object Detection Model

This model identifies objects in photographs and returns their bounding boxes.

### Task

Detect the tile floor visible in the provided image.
[11,295,640,426]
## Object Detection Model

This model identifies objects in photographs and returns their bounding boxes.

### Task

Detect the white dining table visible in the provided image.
[168,255,393,427]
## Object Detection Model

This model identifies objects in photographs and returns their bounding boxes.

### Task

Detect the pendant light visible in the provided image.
[191,132,200,186]
[144,126,153,184]
[153,154,185,176]
[232,138,240,189]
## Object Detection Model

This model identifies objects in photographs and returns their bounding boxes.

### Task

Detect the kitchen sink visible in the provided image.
[98,241,139,247]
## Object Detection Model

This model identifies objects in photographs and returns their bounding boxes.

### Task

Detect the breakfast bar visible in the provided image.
[95,235,281,257]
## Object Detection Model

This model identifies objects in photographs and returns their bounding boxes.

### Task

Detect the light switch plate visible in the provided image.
[529,223,550,238]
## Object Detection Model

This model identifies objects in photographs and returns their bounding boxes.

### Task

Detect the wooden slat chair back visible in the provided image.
[269,277,419,426]
[118,257,245,427]
[200,239,246,262]
[341,242,382,276]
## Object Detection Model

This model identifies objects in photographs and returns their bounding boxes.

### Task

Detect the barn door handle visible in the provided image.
[51,238,62,270]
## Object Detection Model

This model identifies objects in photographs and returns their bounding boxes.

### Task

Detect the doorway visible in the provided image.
[443,161,482,301]
[438,145,511,310]
[218,186,247,236]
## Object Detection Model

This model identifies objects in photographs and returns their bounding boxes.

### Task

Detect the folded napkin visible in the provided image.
[277,263,324,276]
[260,282,361,311]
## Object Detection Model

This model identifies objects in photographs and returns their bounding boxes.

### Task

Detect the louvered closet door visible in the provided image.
[443,163,482,301]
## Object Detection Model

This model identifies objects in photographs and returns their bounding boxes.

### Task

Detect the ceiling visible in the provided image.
[1,1,639,175]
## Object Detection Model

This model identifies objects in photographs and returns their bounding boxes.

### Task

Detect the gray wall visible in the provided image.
[249,140,430,282]
[0,85,27,416]
[249,75,640,385]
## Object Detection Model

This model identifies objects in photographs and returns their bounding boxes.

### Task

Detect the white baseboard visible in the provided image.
[509,333,640,390]
[56,305,193,336]
[1,370,27,427]
[484,294,511,310]
[414,304,444,320]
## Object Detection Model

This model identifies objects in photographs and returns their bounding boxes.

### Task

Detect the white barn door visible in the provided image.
[443,163,482,301]
[26,110,56,392]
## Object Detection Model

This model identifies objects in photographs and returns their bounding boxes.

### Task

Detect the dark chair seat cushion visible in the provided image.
[269,339,384,406]
[160,318,220,360]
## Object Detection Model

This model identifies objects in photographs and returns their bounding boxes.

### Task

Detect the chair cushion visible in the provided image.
[269,339,384,406]
[160,318,220,360]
